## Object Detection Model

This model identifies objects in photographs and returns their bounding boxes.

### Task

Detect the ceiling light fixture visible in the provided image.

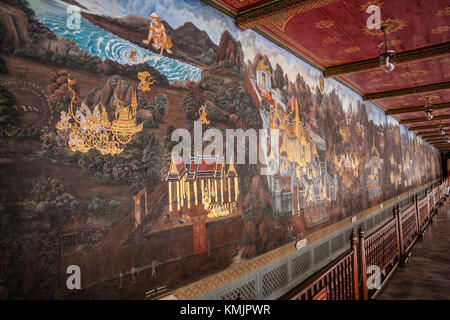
[379,26,396,74]
[438,122,445,136]
[424,97,434,120]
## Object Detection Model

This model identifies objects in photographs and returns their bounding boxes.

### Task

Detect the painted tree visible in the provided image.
[153,94,169,121]
[47,70,79,113]
[182,92,204,120]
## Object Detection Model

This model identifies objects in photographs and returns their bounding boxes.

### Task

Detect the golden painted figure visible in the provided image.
[143,12,173,58]
[56,75,144,156]
[198,105,210,125]
[137,71,155,92]
[56,111,72,131]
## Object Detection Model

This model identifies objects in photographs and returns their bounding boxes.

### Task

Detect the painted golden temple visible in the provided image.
[166,155,239,219]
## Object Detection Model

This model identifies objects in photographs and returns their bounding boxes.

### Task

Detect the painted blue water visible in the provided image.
[28,0,202,83]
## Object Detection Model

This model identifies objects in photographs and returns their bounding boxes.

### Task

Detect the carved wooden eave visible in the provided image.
[410,124,450,131]
[420,133,449,139]
[234,0,340,30]
[385,102,450,115]
[399,115,450,125]
[363,82,450,101]
[324,43,450,78]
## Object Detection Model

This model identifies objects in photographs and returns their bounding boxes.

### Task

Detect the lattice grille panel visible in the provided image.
[374,213,381,227]
[384,208,392,220]
[331,234,344,253]
[219,279,256,300]
[314,241,330,264]
[291,251,312,279]
[366,217,374,231]
[261,263,288,298]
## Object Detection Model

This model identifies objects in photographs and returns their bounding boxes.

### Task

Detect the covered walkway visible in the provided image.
[378,198,450,300]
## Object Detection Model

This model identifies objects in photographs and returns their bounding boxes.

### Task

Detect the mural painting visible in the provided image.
[0,0,442,299]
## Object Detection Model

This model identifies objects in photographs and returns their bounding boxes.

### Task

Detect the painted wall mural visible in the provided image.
[0,0,442,299]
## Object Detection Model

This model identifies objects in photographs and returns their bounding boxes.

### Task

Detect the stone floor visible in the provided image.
[377,198,450,300]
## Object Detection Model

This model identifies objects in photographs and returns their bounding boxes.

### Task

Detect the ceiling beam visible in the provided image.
[235,0,340,30]
[423,134,449,139]
[410,124,450,131]
[426,138,448,143]
[416,131,441,136]
[324,43,450,78]
[385,102,450,115]
[428,142,448,146]
[399,115,450,124]
[426,133,448,138]
[363,82,450,101]
[416,134,448,139]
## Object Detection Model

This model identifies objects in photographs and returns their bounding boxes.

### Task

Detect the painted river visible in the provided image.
[28,0,203,83]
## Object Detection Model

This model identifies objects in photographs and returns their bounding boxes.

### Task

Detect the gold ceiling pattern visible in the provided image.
[209,0,450,148]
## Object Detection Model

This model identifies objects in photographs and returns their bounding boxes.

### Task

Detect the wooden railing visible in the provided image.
[287,179,448,300]
[432,186,439,214]
[359,217,400,299]
[428,187,435,216]
[397,202,418,259]
[439,181,446,203]
[289,231,359,300]
[415,193,429,235]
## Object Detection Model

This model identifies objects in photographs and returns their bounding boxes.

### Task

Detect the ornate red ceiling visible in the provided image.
[205,0,450,148]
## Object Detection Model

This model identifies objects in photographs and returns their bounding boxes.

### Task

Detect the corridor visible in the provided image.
[378,198,450,299]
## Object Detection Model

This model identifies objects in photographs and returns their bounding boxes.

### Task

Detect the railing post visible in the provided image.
[433,187,437,213]
[414,194,420,235]
[358,227,368,300]
[395,205,404,258]
[393,205,401,266]
[351,230,359,300]
[438,185,441,205]
[432,187,436,217]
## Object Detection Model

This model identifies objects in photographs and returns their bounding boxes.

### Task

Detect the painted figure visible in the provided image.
[198,105,210,125]
[131,266,136,285]
[151,261,157,280]
[143,12,173,58]
[137,71,155,92]
[118,271,123,289]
